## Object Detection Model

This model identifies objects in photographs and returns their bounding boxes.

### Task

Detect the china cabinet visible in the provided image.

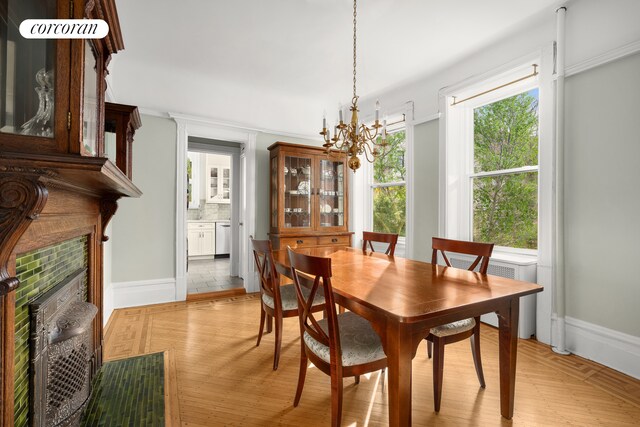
[0,1,140,425]
[268,142,353,250]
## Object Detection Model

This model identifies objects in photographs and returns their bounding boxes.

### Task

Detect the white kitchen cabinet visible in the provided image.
[205,155,231,204]
[188,222,215,257]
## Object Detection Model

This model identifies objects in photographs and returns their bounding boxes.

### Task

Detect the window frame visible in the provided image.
[370,125,407,240]
[446,67,540,256]
[360,111,412,257]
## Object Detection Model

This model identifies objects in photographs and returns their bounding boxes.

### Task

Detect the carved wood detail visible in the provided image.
[0,175,48,296]
[100,198,118,242]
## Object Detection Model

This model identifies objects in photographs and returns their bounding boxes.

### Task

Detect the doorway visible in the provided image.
[172,114,257,301]
[186,138,242,296]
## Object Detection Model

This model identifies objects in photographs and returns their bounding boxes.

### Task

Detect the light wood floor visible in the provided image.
[104,294,640,426]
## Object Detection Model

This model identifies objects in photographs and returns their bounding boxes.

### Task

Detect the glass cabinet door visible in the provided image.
[82,42,98,155]
[222,168,230,201]
[208,167,219,202]
[1,0,57,138]
[318,158,345,229]
[283,154,312,229]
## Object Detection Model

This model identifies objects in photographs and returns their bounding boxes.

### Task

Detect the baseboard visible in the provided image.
[565,316,640,379]
[103,282,114,327]
[111,278,177,309]
[186,287,245,301]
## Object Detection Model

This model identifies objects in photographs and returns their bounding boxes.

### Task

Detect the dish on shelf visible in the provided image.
[323,203,331,214]
[298,180,310,194]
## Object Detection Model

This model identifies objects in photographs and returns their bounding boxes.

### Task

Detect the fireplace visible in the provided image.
[29,270,97,427]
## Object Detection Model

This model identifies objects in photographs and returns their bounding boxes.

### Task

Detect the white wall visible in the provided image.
[412,119,440,262]
[110,115,178,308]
[564,52,640,337]
[112,115,177,282]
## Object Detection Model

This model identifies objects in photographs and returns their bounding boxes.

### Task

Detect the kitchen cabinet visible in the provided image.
[268,142,353,250]
[206,156,231,204]
[188,222,215,257]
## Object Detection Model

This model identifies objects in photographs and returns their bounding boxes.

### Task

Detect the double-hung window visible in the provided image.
[471,89,539,250]
[445,67,540,254]
[370,124,406,239]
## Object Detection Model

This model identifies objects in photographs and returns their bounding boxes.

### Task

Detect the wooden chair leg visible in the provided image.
[256,305,266,347]
[470,319,486,388]
[293,345,308,407]
[427,339,432,359]
[273,315,283,370]
[266,314,273,333]
[354,375,360,384]
[432,337,445,412]
[330,374,344,427]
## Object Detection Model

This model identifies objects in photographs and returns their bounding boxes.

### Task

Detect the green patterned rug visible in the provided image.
[81,352,165,426]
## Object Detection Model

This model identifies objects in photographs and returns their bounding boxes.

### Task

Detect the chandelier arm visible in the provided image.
[362,143,376,163]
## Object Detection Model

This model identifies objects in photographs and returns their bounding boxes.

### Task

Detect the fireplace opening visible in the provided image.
[29,269,97,427]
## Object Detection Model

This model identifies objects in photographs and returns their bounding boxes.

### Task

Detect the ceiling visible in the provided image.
[111,0,560,136]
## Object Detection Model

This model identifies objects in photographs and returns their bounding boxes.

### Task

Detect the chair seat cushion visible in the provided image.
[303,312,386,367]
[429,318,476,338]
[262,284,325,311]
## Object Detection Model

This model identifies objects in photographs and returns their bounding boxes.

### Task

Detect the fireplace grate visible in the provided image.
[47,344,89,409]
[29,270,97,427]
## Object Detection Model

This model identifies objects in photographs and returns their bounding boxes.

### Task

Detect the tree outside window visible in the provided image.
[472,89,539,249]
[372,129,406,237]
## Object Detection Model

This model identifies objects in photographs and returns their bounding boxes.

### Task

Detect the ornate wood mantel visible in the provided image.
[0,155,141,426]
[0,0,139,423]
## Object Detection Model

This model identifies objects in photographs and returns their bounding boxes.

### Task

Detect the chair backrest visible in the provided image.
[431,237,494,274]
[251,236,280,305]
[362,231,399,256]
[287,248,341,363]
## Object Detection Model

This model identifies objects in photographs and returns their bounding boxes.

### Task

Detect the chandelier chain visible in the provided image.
[353,0,357,101]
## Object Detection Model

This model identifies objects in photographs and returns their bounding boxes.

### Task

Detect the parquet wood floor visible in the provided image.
[104,294,640,426]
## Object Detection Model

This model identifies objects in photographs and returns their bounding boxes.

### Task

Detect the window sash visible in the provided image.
[371,181,405,189]
[469,165,538,179]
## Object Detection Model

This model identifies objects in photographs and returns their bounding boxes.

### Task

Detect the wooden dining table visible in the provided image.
[272,246,543,426]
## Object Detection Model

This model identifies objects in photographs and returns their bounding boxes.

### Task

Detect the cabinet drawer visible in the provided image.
[188,222,215,230]
[318,236,350,246]
[279,237,319,248]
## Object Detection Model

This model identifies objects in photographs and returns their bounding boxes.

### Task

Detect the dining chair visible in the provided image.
[426,237,494,412]
[251,237,325,370]
[362,231,399,256]
[288,248,387,427]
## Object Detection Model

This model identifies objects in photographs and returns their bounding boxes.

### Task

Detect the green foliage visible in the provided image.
[373,130,406,237]
[473,91,539,249]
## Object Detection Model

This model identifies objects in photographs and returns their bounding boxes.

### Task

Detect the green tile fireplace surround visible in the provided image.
[13,236,88,427]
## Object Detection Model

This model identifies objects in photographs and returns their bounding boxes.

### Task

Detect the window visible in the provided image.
[471,89,539,250]
[371,128,406,237]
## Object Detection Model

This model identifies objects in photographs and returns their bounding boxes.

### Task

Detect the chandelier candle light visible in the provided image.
[320,0,389,172]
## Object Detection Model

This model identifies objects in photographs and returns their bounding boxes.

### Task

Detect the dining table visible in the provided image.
[272,246,543,426]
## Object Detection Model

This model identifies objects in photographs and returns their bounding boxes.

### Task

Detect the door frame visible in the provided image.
[187,142,240,276]
[171,113,257,300]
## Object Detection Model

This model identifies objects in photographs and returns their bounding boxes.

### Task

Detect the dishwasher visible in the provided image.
[215,222,231,257]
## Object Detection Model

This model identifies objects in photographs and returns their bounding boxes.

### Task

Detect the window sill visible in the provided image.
[490,250,538,265]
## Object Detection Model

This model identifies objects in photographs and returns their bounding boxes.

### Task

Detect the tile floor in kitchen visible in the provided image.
[187,258,244,294]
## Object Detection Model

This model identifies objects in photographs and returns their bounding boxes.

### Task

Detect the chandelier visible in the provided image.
[320,0,388,172]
